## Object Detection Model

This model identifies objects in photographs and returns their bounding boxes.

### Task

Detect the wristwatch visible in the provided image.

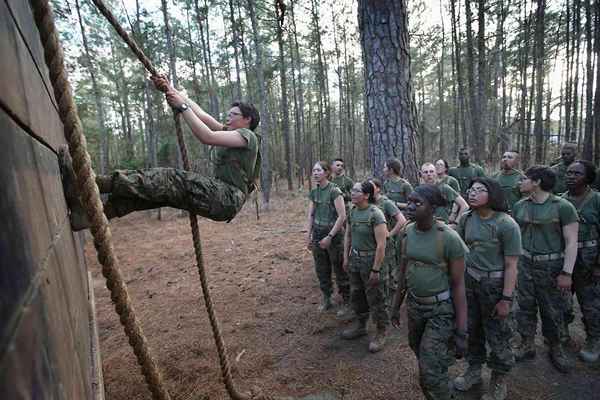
[501,294,513,302]
[174,103,190,113]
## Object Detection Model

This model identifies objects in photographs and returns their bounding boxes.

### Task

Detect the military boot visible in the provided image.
[481,371,507,400]
[515,337,536,361]
[336,301,355,321]
[453,364,482,392]
[317,294,333,312]
[58,147,90,231]
[550,343,574,373]
[341,318,367,340]
[579,337,600,363]
[368,327,386,353]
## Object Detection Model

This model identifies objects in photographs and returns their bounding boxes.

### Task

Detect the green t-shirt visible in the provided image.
[449,164,486,196]
[492,169,525,211]
[402,222,469,297]
[348,205,386,251]
[440,175,461,193]
[375,195,401,232]
[457,211,522,272]
[432,183,459,222]
[562,189,600,242]
[551,162,569,195]
[383,177,413,206]
[213,128,260,194]
[331,175,354,203]
[512,195,579,254]
[309,182,343,227]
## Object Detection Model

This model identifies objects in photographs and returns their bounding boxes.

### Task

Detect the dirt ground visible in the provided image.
[86,192,600,400]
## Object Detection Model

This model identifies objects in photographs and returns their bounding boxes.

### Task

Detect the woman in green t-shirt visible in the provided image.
[383,158,413,210]
[391,185,468,400]
[435,159,461,193]
[306,161,350,316]
[454,178,522,400]
[342,181,389,353]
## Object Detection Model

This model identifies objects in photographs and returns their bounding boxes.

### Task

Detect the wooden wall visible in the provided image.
[0,1,98,398]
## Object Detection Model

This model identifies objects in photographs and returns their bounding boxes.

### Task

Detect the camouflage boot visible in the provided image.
[368,327,386,353]
[318,294,333,312]
[579,337,600,363]
[453,364,482,392]
[515,337,536,361]
[341,318,367,340]
[58,146,90,231]
[550,343,574,373]
[481,371,507,400]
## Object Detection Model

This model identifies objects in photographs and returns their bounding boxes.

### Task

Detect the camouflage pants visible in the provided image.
[311,228,350,300]
[516,257,569,345]
[349,254,388,329]
[465,273,515,373]
[571,247,600,339]
[407,298,455,400]
[383,238,399,308]
[100,168,246,222]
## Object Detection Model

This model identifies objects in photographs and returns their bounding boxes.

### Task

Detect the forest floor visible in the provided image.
[86,191,600,400]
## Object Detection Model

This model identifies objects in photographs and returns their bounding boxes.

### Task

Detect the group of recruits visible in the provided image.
[57,78,600,400]
[306,145,600,400]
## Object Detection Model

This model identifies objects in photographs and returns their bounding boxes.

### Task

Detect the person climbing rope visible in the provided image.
[60,75,261,230]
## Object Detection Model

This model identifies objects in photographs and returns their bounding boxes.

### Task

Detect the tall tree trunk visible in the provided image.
[358,0,419,182]
[194,0,219,117]
[476,0,487,162]
[247,0,272,207]
[593,0,600,163]
[533,0,546,163]
[465,0,480,152]
[275,0,292,191]
[451,0,469,147]
[228,0,243,99]
[572,0,582,142]
[75,0,108,173]
[583,0,594,160]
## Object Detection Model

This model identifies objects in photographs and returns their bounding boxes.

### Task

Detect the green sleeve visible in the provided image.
[477,165,486,177]
[456,213,467,240]
[559,199,579,225]
[442,184,459,204]
[331,186,343,201]
[403,181,414,197]
[444,229,469,262]
[384,199,400,218]
[236,127,254,149]
[373,207,387,226]
[499,216,523,256]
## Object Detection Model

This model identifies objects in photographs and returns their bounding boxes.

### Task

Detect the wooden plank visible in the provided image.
[0,0,64,151]
[88,272,106,400]
[0,109,92,399]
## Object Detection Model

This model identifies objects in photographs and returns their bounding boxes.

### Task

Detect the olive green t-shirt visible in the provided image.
[457,211,522,272]
[383,177,413,206]
[440,175,461,193]
[432,183,459,222]
[348,205,386,251]
[551,162,569,195]
[309,182,343,227]
[512,195,579,254]
[402,222,469,297]
[492,169,525,211]
[331,175,354,203]
[449,164,486,196]
[213,128,260,194]
[562,189,600,242]
[375,195,401,232]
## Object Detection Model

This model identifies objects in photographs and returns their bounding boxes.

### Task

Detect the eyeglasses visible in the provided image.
[228,111,242,118]
[407,199,424,207]
[467,187,488,195]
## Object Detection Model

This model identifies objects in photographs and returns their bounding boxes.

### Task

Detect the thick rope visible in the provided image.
[87,1,277,399]
[29,1,170,399]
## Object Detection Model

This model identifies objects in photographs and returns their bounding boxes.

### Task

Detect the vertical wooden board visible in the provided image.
[0,0,64,150]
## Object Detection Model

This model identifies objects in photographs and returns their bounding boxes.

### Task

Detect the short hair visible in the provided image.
[573,159,597,185]
[332,158,344,164]
[232,101,260,131]
[360,180,376,204]
[370,177,383,189]
[421,162,435,171]
[459,147,470,153]
[525,165,556,191]
[385,158,402,176]
[469,177,508,212]
[413,184,447,208]
[315,160,331,177]
[436,159,450,172]
[562,142,578,151]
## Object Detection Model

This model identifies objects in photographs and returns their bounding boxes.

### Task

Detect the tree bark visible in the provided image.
[533,0,546,163]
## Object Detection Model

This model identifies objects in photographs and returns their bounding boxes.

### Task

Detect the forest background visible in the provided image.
[51,0,600,207]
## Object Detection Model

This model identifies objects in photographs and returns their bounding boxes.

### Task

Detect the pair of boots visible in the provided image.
[318,294,354,321]
[516,336,574,373]
[453,365,507,400]
[341,318,386,353]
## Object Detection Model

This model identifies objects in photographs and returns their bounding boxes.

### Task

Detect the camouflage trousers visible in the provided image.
[99,168,246,222]
[349,254,388,329]
[516,257,569,345]
[311,228,350,300]
[567,247,600,339]
[383,238,399,308]
[465,273,515,373]
[407,298,455,400]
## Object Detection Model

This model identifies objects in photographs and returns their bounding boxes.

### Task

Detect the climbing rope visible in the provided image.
[29,1,170,399]
[31,0,276,399]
